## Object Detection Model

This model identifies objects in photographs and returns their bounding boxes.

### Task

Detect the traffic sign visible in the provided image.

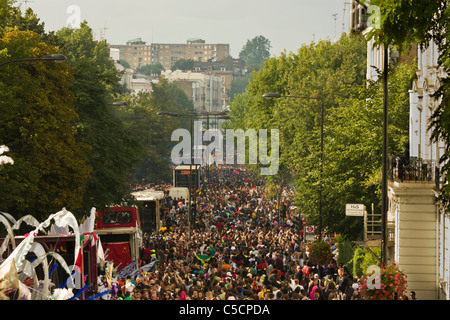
[346,203,364,216]
[305,225,315,241]
[302,220,307,226]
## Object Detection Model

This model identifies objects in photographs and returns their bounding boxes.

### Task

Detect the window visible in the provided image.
[102,211,132,225]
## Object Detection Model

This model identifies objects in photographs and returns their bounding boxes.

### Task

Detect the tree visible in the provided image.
[238,35,271,69]
[228,33,413,239]
[55,22,142,213]
[0,30,91,221]
[228,73,252,102]
[171,58,195,71]
[119,58,130,69]
[114,77,194,184]
[136,62,164,75]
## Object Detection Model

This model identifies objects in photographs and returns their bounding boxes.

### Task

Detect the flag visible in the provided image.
[74,235,83,274]
[195,254,214,265]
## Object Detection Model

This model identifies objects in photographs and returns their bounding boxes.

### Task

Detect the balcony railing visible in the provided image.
[388,156,439,188]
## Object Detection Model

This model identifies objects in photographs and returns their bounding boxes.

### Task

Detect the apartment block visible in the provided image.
[111,38,230,70]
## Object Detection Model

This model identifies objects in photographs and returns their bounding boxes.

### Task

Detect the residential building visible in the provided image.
[114,62,153,94]
[193,58,241,108]
[161,69,226,112]
[110,38,230,70]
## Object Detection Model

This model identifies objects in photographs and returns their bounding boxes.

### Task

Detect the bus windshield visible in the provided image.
[102,210,132,225]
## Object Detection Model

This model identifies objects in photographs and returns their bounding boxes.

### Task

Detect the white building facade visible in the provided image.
[387,38,448,300]
[162,70,226,112]
[408,41,449,299]
[351,0,449,299]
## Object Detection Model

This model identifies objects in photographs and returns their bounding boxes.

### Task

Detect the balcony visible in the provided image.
[388,156,440,189]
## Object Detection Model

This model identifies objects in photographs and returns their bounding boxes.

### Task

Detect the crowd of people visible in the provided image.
[106,166,416,301]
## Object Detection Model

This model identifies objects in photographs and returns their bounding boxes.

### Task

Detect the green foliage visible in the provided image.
[137,62,164,75]
[239,35,271,69]
[350,246,365,277]
[361,247,381,275]
[54,22,142,213]
[171,58,194,71]
[114,77,194,184]
[228,73,252,102]
[119,58,130,69]
[228,32,415,239]
[335,235,355,265]
[0,2,196,223]
[0,30,91,221]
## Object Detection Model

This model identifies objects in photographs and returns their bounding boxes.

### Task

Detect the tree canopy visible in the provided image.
[0,1,196,221]
[114,78,193,183]
[137,62,164,75]
[228,32,415,238]
[171,58,195,71]
[239,35,271,70]
[0,30,91,220]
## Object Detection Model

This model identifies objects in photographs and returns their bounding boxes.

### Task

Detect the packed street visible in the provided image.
[99,165,411,301]
[1,0,447,304]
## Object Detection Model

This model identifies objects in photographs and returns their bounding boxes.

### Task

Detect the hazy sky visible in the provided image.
[21,0,351,57]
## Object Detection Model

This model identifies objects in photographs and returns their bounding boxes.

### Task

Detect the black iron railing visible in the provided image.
[388,156,439,187]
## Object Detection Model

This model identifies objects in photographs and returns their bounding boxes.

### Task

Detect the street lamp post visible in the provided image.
[263,92,324,241]
[0,54,67,67]
[381,46,389,266]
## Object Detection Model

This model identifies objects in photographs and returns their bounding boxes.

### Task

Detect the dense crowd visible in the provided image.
[110,166,338,300]
[108,166,414,301]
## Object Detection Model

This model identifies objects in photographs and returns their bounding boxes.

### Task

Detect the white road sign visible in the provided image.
[345,203,365,216]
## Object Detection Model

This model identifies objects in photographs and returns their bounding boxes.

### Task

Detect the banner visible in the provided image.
[115,260,138,278]
[104,242,131,271]
[128,260,156,277]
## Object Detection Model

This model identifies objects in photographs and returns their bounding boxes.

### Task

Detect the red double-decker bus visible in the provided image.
[95,206,142,271]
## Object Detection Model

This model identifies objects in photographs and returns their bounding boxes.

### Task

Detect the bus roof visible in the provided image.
[131,189,165,201]
[175,165,200,170]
